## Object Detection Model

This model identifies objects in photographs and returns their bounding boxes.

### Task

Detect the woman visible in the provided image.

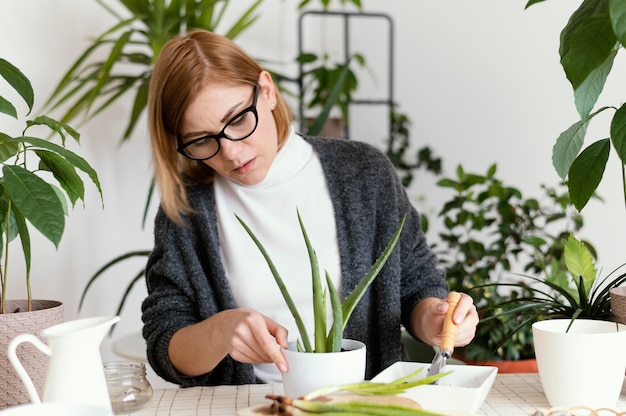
[142,29,479,387]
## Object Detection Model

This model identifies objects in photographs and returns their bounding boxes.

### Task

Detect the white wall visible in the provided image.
[1,0,624,386]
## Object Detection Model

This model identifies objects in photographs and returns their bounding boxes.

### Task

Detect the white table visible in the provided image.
[122,373,626,415]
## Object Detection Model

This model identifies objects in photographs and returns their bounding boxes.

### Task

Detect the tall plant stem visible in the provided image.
[1,200,10,314]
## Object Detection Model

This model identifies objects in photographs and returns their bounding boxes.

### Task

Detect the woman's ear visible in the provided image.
[258,71,277,109]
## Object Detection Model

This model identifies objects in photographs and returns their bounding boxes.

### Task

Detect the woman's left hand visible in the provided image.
[412,292,479,348]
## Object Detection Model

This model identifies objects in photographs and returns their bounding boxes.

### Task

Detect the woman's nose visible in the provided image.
[219,138,243,160]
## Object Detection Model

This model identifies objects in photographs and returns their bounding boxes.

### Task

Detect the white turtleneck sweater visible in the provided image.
[214,129,341,383]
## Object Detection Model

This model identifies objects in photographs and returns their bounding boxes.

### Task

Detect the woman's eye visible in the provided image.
[229,112,248,128]
[188,136,211,147]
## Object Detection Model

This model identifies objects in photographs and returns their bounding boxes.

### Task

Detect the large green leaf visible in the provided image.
[610,103,626,164]
[560,1,617,90]
[0,57,34,113]
[36,150,85,206]
[2,165,65,247]
[7,136,103,205]
[0,133,20,162]
[609,0,626,46]
[568,138,610,211]
[573,48,615,118]
[552,107,609,178]
[0,95,17,119]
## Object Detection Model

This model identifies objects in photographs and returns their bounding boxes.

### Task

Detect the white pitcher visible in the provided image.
[7,316,120,411]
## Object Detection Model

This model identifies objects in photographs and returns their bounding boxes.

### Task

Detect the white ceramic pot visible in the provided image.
[281,339,366,398]
[532,319,626,409]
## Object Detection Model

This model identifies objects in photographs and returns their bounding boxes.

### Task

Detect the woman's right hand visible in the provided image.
[216,308,289,372]
[168,308,289,376]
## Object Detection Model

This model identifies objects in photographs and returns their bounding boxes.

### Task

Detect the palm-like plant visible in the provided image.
[45,0,266,143]
[480,235,626,341]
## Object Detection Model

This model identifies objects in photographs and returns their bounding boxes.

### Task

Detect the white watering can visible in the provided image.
[7,316,120,411]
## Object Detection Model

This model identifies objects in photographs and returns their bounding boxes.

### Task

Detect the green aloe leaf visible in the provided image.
[568,138,610,211]
[2,165,65,248]
[236,214,313,352]
[297,210,325,353]
[325,271,343,352]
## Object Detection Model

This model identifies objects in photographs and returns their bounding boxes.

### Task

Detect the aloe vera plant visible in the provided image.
[236,210,406,353]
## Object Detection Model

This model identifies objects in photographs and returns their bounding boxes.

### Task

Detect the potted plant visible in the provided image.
[0,57,102,408]
[481,234,626,408]
[236,210,405,398]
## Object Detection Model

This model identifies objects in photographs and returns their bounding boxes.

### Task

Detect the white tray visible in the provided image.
[371,361,498,415]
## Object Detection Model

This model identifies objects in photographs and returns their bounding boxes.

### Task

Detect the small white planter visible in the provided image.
[532,319,626,409]
[281,339,366,398]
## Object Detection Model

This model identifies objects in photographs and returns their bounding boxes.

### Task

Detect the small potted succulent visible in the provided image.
[237,210,405,398]
[0,57,102,407]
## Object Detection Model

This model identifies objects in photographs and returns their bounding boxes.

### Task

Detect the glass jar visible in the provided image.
[104,361,153,414]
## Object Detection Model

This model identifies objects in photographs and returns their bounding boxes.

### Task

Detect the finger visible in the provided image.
[253,326,289,373]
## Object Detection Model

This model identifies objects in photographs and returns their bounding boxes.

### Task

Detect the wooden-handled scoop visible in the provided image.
[427,291,461,383]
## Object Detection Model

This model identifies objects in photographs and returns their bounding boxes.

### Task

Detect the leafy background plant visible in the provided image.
[0,57,102,313]
[429,163,589,361]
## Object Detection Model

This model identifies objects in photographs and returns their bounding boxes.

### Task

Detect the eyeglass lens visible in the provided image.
[178,84,259,160]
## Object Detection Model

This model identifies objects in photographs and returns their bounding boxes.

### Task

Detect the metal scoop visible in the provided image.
[427,291,461,383]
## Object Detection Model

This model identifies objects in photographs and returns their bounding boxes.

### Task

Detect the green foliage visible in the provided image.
[527,0,626,212]
[45,0,268,143]
[432,164,587,361]
[237,210,406,353]
[480,235,626,337]
[298,52,365,129]
[385,110,442,188]
[0,57,102,313]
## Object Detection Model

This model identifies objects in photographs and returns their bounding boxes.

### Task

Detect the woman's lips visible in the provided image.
[233,158,255,174]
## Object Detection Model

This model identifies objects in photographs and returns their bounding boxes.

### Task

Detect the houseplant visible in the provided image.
[481,235,626,408]
[237,210,405,397]
[0,57,102,407]
[525,0,626,213]
[431,164,588,369]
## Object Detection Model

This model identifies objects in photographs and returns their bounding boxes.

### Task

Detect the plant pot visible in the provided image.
[610,286,626,325]
[0,300,64,409]
[460,357,537,374]
[281,339,366,398]
[532,319,626,409]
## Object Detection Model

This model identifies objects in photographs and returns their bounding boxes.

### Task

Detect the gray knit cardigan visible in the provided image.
[141,135,449,386]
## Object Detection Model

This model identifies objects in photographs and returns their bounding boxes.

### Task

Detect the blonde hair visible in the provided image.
[148,29,292,224]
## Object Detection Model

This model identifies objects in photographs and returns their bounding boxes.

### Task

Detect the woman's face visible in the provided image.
[179,72,279,186]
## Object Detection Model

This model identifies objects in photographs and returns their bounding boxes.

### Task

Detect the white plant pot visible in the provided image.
[281,339,366,398]
[532,319,626,409]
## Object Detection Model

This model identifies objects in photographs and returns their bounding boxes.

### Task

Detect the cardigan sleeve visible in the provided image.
[141,195,256,386]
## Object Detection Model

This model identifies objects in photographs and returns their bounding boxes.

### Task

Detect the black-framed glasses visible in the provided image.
[176,84,260,160]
